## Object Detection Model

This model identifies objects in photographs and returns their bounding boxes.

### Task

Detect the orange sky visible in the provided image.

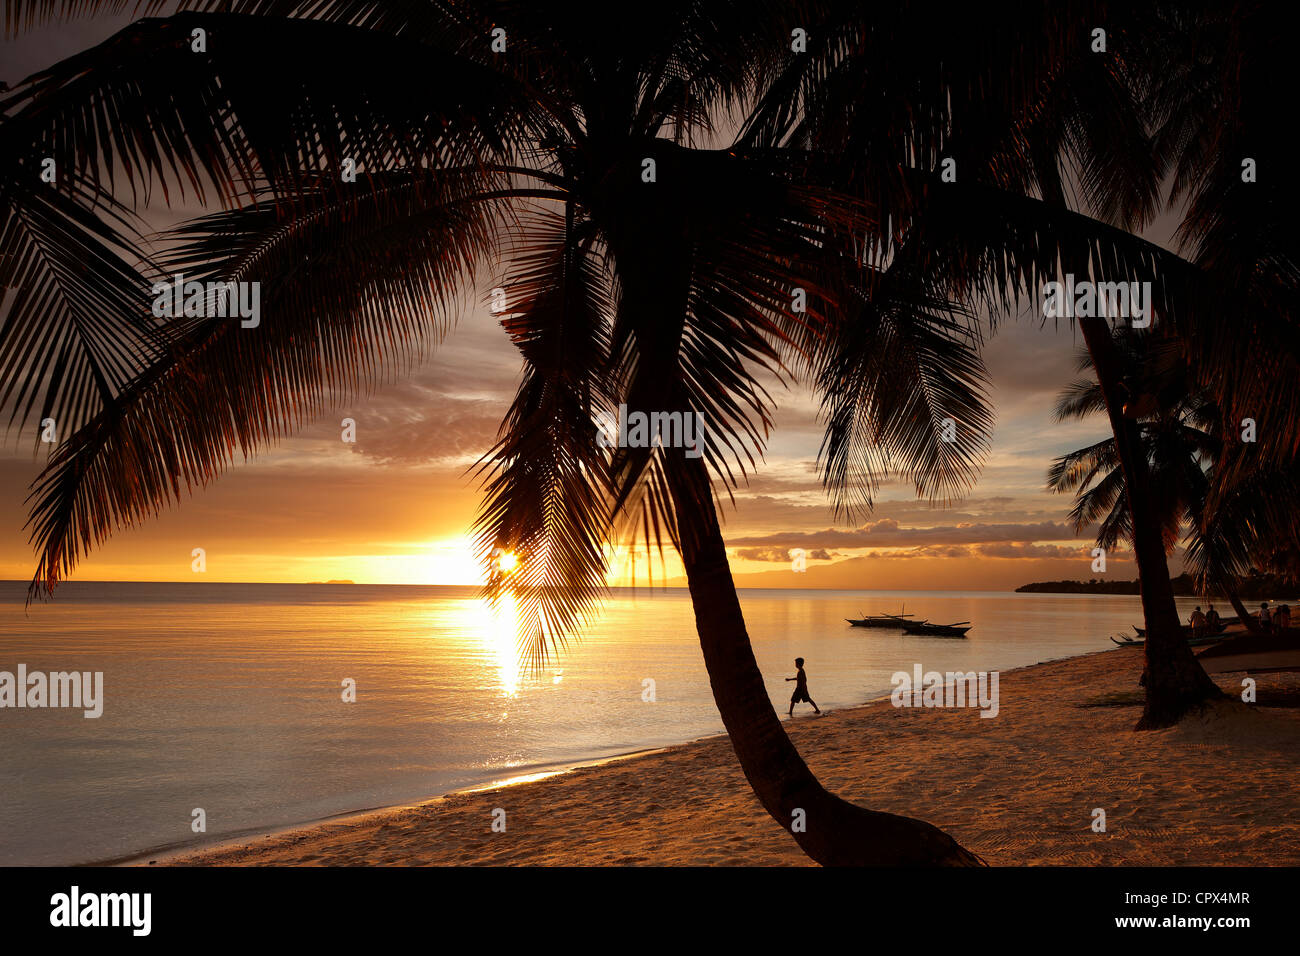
[0,18,1176,595]
[0,314,1145,592]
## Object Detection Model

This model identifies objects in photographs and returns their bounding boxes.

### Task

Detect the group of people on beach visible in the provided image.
[1188,601,1292,636]
[1256,602,1292,632]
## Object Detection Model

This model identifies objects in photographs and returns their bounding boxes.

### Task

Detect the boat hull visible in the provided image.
[900,625,970,638]
[1196,631,1300,674]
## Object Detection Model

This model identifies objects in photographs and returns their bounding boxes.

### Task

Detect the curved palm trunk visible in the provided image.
[1078,317,1222,727]
[665,453,980,865]
[1221,579,1262,634]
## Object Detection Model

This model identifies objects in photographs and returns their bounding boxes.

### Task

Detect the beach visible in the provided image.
[150,648,1300,866]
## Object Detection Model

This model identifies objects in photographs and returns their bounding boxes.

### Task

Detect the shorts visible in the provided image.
[791,689,811,703]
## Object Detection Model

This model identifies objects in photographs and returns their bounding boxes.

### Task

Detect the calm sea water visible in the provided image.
[0,581,1198,865]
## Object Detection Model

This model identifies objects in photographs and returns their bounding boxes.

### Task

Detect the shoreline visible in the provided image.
[109,744,685,867]
[144,648,1300,866]
[116,690,900,867]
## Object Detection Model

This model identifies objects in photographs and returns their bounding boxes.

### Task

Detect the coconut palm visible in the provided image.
[2,0,994,867]
[789,0,1298,727]
[741,1,1251,728]
[1047,333,1272,632]
[1,1,1288,861]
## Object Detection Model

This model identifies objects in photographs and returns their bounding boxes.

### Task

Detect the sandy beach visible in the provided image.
[150,648,1300,866]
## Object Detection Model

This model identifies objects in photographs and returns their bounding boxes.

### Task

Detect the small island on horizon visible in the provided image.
[1017,571,1298,600]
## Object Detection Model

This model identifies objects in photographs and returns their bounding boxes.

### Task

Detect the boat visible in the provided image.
[1131,621,1227,638]
[1110,630,1226,648]
[846,605,915,628]
[900,620,971,638]
[846,612,915,628]
[1196,631,1300,674]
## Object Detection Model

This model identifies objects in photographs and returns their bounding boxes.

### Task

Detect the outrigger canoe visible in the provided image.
[845,613,915,628]
[1110,631,1226,648]
[846,605,915,628]
[1131,621,1227,638]
[900,620,971,638]
[1196,631,1300,674]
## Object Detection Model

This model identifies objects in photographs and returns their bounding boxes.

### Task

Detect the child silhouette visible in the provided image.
[785,657,821,716]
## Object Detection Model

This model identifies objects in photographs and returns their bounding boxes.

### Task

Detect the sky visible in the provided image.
[0,12,1176,591]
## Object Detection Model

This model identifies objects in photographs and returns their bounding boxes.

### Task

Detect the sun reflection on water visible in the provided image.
[479,593,521,698]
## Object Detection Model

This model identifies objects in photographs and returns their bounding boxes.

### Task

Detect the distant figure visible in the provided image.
[1259,602,1272,632]
[1277,604,1292,631]
[786,657,821,716]
[1206,604,1221,630]
[1189,606,1206,638]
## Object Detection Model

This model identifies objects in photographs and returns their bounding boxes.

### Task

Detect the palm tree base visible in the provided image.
[785,784,985,866]
[1135,656,1225,730]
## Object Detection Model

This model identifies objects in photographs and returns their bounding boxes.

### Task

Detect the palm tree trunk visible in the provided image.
[664,452,981,865]
[1222,580,1262,633]
[1078,317,1222,728]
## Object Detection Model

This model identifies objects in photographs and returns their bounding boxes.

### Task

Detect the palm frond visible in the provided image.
[816,264,992,517]
[1052,379,1107,422]
[472,204,618,666]
[0,169,163,438]
[0,11,534,206]
[25,169,504,598]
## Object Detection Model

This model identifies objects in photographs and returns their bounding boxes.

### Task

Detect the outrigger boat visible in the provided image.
[900,620,971,638]
[1196,631,1300,674]
[1131,621,1227,638]
[846,606,915,629]
[1110,629,1227,648]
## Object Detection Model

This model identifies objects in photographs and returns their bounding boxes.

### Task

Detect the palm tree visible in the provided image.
[1047,333,1263,633]
[2,0,995,866]
[793,1,1297,728]
[1,1,1288,860]
[741,1,1251,728]
[1107,0,1297,722]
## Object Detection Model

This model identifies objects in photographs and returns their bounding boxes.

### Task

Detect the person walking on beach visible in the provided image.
[1189,606,1206,638]
[786,657,820,716]
[1206,604,1221,630]
[1277,604,1292,631]
[1259,602,1273,632]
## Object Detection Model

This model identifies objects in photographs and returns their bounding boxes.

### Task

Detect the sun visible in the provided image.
[496,551,519,574]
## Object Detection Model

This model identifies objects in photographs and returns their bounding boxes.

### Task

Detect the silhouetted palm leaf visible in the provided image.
[25,169,504,598]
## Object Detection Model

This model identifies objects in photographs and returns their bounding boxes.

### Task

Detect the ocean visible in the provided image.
[0,581,1192,865]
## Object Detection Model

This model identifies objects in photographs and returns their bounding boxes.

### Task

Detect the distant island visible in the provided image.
[308,579,355,585]
[1017,572,1297,600]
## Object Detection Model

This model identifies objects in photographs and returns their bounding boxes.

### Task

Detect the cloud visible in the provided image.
[974,542,1096,559]
[729,519,1086,551]
[734,547,794,563]
[733,546,843,562]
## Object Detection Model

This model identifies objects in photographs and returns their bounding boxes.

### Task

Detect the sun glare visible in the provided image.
[481,592,520,698]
